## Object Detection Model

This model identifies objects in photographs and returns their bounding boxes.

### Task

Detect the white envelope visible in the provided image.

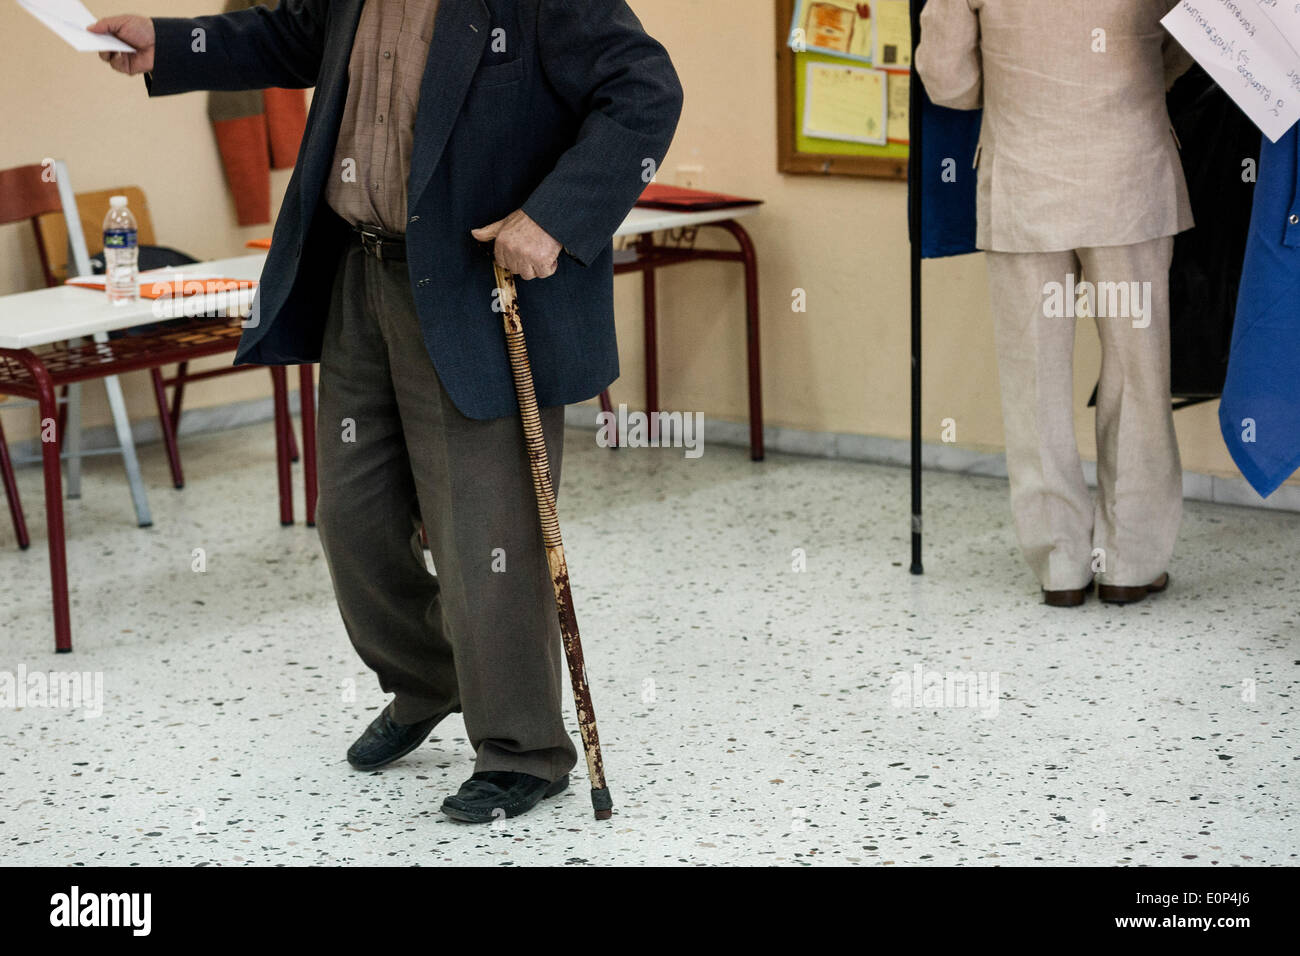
[18,0,137,53]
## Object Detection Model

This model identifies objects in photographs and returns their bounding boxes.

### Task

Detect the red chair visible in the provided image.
[0,162,125,547]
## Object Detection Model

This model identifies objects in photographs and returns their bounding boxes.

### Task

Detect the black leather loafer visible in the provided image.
[347,707,447,771]
[441,771,570,823]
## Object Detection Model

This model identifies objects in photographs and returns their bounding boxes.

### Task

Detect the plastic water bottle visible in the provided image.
[102,195,138,305]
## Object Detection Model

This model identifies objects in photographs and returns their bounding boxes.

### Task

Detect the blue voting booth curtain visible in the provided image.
[1219,126,1300,499]
[909,76,981,259]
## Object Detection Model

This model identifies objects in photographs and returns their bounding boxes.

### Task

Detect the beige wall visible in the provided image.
[0,0,1281,486]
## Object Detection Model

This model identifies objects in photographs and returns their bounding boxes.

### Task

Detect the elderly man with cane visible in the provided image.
[92,0,682,822]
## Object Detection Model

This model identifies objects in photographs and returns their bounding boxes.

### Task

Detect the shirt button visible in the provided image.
[1290,214,1300,225]
[377,114,384,124]
[383,50,392,59]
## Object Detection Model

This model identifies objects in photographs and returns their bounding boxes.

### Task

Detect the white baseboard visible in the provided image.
[563,404,1300,515]
[4,396,1293,514]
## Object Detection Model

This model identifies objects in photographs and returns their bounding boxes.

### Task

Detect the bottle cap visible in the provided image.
[110,195,127,208]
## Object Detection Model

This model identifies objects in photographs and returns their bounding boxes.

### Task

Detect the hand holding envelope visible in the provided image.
[18,0,157,74]
[18,0,132,51]
[88,13,155,75]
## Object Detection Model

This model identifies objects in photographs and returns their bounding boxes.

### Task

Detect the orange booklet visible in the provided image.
[67,277,258,299]
[635,183,762,211]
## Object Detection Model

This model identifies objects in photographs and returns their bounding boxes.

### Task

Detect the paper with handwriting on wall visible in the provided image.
[886,71,910,144]
[872,0,912,69]
[1162,0,1300,142]
[17,0,135,52]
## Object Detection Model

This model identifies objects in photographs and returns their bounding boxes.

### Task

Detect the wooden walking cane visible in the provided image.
[493,261,613,821]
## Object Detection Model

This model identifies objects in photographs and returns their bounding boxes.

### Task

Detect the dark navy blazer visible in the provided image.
[147,0,683,420]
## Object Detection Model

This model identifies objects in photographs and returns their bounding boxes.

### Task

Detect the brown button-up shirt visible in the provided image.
[325,0,441,234]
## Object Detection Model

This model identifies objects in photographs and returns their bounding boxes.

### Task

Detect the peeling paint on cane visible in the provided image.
[493,263,612,818]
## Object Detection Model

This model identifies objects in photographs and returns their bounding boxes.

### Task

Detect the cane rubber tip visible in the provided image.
[591,787,613,819]
[594,808,613,820]
[909,562,924,576]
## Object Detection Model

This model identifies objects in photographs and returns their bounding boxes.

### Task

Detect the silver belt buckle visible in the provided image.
[359,227,384,261]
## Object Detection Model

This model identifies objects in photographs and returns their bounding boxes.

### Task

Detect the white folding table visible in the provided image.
[0,253,310,652]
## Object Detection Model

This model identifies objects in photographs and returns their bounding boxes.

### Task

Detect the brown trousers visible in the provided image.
[314,241,577,782]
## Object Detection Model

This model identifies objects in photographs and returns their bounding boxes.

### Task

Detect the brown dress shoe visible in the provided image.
[1097,572,1170,605]
[1043,580,1094,607]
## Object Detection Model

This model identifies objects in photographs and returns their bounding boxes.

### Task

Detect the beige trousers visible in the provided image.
[984,237,1182,591]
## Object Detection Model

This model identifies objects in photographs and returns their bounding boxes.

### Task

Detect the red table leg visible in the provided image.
[717,220,764,461]
[286,410,301,463]
[150,367,185,489]
[56,384,68,452]
[299,364,317,527]
[169,360,188,433]
[270,366,293,526]
[10,353,72,651]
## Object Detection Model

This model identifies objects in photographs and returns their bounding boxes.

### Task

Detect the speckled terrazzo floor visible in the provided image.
[0,418,1296,866]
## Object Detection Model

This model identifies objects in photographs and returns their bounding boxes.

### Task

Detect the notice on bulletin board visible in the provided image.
[872,0,911,69]
[791,0,874,63]
[886,70,910,144]
[802,62,888,145]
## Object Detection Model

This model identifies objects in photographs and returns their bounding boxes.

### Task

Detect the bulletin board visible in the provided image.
[776,0,910,180]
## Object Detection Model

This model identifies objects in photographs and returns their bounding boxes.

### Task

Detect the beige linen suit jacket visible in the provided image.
[915,0,1196,253]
